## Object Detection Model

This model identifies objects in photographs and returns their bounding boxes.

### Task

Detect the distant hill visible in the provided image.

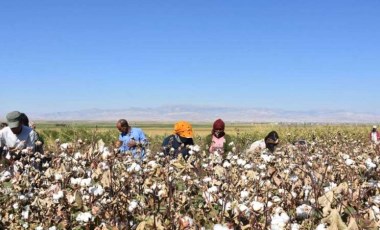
[26,105,380,123]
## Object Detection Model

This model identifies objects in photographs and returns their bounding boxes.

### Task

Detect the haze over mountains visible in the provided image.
[27,105,380,123]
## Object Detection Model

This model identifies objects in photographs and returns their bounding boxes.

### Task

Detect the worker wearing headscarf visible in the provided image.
[162,121,194,160]
[205,118,232,155]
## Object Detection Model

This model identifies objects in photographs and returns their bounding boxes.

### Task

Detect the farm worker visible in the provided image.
[0,111,38,159]
[247,131,279,153]
[204,118,232,156]
[18,112,44,153]
[370,125,380,144]
[162,121,194,160]
[116,119,147,159]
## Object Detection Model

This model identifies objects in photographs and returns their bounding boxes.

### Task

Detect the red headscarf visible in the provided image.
[212,119,225,138]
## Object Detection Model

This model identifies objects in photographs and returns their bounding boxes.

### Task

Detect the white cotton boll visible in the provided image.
[237,159,246,166]
[128,200,138,212]
[296,204,312,219]
[80,178,92,187]
[0,171,11,182]
[159,152,165,156]
[54,173,63,181]
[289,175,298,182]
[13,203,19,210]
[240,190,249,200]
[271,209,290,230]
[307,161,312,167]
[89,185,104,196]
[315,223,327,230]
[60,143,69,151]
[208,186,218,193]
[102,148,112,160]
[203,177,212,183]
[214,224,229,230]
[272,196,282,203]
[258,164,266,170]
[261,154,274,163]
[147,160,158,168]
[76,212,93,222]
[291,223,300,230]
[232,155,238,160]
[342,154,350,160]
[366,158,377,169]
[345,159,355,166]
[70,178,81,186]
[144,189,153,194]
[35,225,43,230]
[49,226,57,230]
[251,201,264,212]
[223,161,231,168]
[182,175,191,181]
[238,204,248,212]
[74,152,82,160]
[21,205,29,219]
[53,190,64,203]
[244,163,253,169]
[157,190,166,198]
[323,182,337,193]
[19,195,27,201]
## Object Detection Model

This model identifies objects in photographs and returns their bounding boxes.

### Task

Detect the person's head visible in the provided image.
[264,131,279,152]
[212,118,225,138]
[116,119,129,134]
[6,111,23,134]
[19,113,29,127]
[372,125,377,132]
[174,121,193,139]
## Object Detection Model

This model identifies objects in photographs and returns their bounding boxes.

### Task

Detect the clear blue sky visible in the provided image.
[0,0,379,115]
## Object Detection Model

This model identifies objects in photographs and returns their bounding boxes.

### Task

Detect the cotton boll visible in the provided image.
[296,204,312,220]
[128,200,138,212]
[251,201,264,212]
[345,159,355,166]
[240,190,249,200]
[214,224,229,230]
[315,223,327,230]
[76,212,93,222]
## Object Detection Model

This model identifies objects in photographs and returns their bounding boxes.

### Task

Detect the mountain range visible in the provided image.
[28,105,380,123]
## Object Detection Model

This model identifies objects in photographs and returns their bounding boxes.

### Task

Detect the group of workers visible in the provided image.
[1,110,379,164]
[116,117,280,160]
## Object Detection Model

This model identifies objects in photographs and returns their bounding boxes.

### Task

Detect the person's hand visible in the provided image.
[128,139,136,148]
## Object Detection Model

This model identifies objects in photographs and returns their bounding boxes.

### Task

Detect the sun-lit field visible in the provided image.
[1,122,379,229]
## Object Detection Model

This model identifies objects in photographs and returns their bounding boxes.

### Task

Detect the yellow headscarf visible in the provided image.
[174,121,193,138]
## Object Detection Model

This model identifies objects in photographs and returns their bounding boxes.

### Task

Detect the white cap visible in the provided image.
[373,125,377,129]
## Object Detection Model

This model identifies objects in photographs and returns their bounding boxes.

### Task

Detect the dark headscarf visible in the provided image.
[212,119,225,138]
[265,131,279,152]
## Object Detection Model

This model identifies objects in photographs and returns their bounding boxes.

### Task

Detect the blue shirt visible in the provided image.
[118,127,147,159]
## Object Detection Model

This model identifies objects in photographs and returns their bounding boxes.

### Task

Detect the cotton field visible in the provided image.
[1,131,380,229]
